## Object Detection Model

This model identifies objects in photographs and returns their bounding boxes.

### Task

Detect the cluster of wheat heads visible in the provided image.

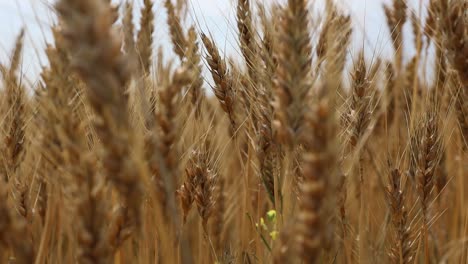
[0,0,466,263]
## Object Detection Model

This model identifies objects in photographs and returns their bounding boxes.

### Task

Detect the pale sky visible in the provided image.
[0,0,429,85]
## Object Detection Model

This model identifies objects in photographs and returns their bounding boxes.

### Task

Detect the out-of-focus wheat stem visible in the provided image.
[273,0,313,147]
[56,0,145,235]
[296,83,338,263]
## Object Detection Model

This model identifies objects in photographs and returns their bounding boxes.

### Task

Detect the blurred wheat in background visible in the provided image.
[0,0,467,263]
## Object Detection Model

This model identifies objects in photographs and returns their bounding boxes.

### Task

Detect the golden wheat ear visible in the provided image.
[122,2,135,56]
[383,0,407,71]
[413,103,444,263]
[201,33,238,136]
[3,29,29,226]
[137,0,155,75]
[184,27,205,119]
[385,165,416,264]
[0,28,35,264]
[165,0,188,61]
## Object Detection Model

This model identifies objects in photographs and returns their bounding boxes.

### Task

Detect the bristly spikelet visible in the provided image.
[319,11,352,70]
[0,30,34,258]
[0,31,33,264]
[385,167,415,264]
[2,29,27,179]
[201,33,237,136]
[165,0,188,61]
[383,62,396,127]
[178,163,197,223]
[403,56,418,115]
[258,3,276,90]
[1,30,31,231]
[331,15,353,77]
[194,166,216,233]
[137,0,155,74]
[318,2,352,91]
[273,0,313,147]
[237,0,259,82]
[257,106,276,205]
[316,2,346,66]
[236,0,261,131]
[256,4,278,205]
[346,51,373,264]
[185,27,205,118]
[123,2,135,55]
[348,52,372,148]
[182,147,216,232]
[415,107,443,221]
[383,0,407,67]
[412,100,444,262]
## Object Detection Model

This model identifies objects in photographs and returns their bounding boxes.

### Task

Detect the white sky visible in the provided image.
[0,0,429,85]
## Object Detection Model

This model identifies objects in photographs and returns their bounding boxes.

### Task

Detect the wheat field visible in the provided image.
[0,0,467,263]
